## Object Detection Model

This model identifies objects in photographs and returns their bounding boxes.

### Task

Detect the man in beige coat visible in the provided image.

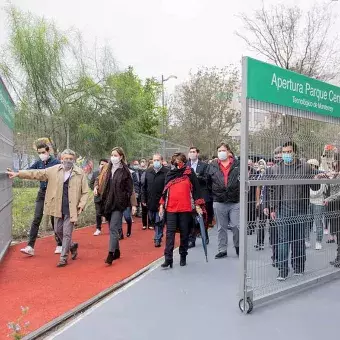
[7,149,89,267]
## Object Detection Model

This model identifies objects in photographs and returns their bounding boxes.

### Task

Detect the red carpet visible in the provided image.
[0,221,173,339]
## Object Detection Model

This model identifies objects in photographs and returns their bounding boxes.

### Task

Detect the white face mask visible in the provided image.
[39,153,49,162]
[111,156,121,164]
[218,151,228,161]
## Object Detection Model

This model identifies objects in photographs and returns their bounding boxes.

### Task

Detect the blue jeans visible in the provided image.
[148,211,163,242]
[305,204,325,243]
[123,208,132,235]
[277,208,306,274]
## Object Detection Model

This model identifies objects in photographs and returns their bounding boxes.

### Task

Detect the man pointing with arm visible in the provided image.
[7,149,89,267]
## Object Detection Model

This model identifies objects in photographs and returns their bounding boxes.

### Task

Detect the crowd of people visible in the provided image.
[5,141,340,280]
[248,142,340,281]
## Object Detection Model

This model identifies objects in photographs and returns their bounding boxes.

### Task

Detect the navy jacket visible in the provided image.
[29,156,60,191]
[187,160,212,203]
[141,166,169,211]
[90,170,101,203]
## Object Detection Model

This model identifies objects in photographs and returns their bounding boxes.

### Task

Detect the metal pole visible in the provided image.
[239,56,251,313]
[66,124,70,149]
[161,75,166,158]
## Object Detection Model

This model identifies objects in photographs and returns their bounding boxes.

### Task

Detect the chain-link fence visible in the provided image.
[239,57,340,313]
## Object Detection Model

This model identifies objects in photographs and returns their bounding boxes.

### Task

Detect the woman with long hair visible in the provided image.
[94,147,137,265]
[159,152,205,268]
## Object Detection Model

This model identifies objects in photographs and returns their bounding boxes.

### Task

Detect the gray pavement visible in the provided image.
[52,229,340,340]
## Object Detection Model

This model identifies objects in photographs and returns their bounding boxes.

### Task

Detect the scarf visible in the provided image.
[163,166,192,193]
[111,161,122,177]
[163,165,208,230]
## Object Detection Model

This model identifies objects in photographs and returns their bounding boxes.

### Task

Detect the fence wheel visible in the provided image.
[238,297,253,314]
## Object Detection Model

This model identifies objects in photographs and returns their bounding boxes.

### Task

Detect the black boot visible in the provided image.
[188,241,196,249]
[105,252,114,265]
[180,255,187,267]
[113,249,120,260]
[127,224,132,237]
[161,259,173,269]
[70,243,78,260]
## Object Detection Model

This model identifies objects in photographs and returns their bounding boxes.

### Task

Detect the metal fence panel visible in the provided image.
[239,57,340,313]
[0,119,13,261]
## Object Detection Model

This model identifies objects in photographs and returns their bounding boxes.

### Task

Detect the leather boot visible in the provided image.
[180,255,187,266]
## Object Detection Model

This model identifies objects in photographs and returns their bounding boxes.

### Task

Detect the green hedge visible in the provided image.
[12,187,96,240]
[13,178,40,188]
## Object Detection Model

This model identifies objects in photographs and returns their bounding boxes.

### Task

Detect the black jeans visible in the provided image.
[95,202,103,230]
[28,190,62,248]
[206,201,214,226]
[164,212,191,261]
[142,204,148,227]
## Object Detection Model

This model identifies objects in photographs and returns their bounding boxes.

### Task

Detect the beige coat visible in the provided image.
[19,164,89,222]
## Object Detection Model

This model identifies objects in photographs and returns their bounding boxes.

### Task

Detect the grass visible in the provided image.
[12,187,96,240]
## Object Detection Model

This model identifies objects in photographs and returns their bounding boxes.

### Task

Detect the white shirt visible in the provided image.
[64,170,71,182]
[190,159,198,173]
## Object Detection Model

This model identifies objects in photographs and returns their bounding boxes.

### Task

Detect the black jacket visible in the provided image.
[187,160,212,203]
[90,170,101,203]
[141,166,169,212]
[130,170,141,197]
[207,159,240,203]
[266,159,319,214]
[248,167,260,207]
[102,164,133,215]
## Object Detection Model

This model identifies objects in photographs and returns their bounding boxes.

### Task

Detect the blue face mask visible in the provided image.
[153,161,161,169]
[282,153,293,164]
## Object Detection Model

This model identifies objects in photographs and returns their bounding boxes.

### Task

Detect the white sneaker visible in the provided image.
[315,242,322,250]
[93,229,102,236]
[20,246,34,256]
[324,229,329,235]
[305,241,311,248]
[55,246,62,254]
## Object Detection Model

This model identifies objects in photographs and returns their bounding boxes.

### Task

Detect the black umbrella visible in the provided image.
[196,214,208,262]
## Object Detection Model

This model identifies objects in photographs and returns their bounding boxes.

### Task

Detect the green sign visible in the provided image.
[246,57,340,118]
[0,78,14,129]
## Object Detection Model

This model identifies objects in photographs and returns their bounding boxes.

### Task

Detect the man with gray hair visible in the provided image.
[7,149,89,267]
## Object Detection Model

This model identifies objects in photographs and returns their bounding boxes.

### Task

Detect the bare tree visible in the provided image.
[168,66,240,157]
[237,3,340,81]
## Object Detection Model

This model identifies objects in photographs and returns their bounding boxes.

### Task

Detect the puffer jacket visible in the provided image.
[207,159,240,203]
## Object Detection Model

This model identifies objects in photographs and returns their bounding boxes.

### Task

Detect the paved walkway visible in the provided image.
[51,229,340,340]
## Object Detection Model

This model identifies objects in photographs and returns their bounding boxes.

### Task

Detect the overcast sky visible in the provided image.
[0,0,337,91]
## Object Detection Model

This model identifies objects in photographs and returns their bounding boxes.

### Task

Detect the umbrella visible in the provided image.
[196,214,208,262]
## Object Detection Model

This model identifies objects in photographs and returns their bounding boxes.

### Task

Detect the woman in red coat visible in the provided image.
[159,153,205,268]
